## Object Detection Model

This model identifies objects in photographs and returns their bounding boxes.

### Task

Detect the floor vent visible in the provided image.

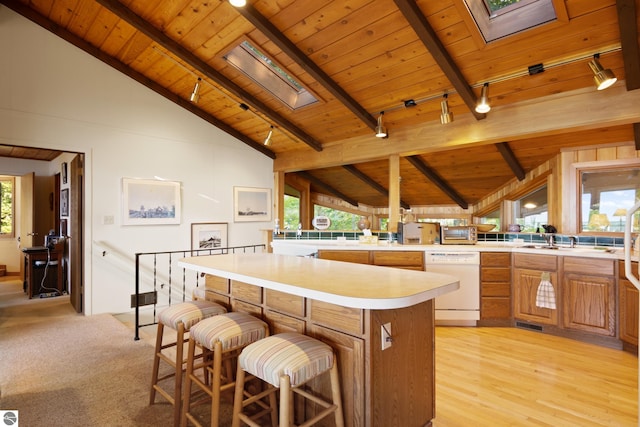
[515,321,543,332]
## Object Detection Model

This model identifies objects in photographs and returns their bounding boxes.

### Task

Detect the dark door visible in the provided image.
[69,155,83,313]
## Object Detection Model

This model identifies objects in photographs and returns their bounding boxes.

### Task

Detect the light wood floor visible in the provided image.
[434,326,637,426]
[2,277,637,426]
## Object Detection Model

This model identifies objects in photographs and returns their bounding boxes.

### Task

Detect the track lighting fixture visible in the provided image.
[440,93,453,124]
[375,111,388,138]
[229,0,247,7]
[475,82,491,114]
[190,77,201,103]
[263,125,273,146]
[588,54,617,90]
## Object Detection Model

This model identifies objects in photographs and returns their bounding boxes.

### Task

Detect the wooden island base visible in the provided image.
[179,253,458,427]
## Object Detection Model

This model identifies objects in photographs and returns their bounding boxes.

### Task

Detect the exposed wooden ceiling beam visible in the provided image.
[93,0,323,152]
[633,123,640,150]
[0,0,275,159]
[236,4,378,131]
[616,0,640,90]
[296,171,359,207]
[342,165,410,209]
[393,0,485,120]
[495,142,525,181]
[405,156,468,209]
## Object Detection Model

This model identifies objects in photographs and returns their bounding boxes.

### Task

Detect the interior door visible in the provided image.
[19,172,35,284]
[69,155,83,313]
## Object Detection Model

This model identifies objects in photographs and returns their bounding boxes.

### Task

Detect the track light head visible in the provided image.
[475,82,491,114]
[190,77,201,103]
[229,0,247,7]
[263,125,274,146]
[375,112,388,138]
[588,54,617,90]
[440,93,453,124]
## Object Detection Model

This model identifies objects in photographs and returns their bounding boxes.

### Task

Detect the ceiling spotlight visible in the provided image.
[588,54,617,90]
[190,77,201,103]
[229,0,247,7]
[475,82,491,114]
[440,93,453,124]
[263,125,273,146]
[375,111,387,138]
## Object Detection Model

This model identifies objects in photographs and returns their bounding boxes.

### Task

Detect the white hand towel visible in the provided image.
[535,272,556,309]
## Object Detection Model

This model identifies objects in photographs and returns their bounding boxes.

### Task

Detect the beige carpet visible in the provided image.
[0,277,231,427]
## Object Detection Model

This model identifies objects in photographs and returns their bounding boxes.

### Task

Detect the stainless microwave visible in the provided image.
[440,225,478,245]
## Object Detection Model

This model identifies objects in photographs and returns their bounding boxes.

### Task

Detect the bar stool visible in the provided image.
[150,300,227,426]
[181,311,269,427]
[231,332,344,427]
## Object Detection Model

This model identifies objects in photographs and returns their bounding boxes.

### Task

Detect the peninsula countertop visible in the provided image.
[178,252,459,310]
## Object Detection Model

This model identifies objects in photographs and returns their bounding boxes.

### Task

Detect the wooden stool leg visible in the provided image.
[149,322,164,404]
[180,337,197,427]
[279,375,292,427]
[329,361,345,427]
[173,323,185,427]
[268,385,278,427]
[211,341,223,427]
[231,364,246,427]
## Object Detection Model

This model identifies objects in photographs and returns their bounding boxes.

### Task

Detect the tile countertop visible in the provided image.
[271,239,639,261]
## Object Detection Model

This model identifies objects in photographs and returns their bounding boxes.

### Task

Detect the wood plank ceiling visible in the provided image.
[3,0,639,209]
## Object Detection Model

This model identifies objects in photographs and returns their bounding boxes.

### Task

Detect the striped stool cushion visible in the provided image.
[158,300,227,331]
[190,312,268,352]
[239,332,334,388]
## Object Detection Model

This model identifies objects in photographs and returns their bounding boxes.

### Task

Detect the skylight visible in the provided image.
[223,40,318,110]
[466,0,558,42]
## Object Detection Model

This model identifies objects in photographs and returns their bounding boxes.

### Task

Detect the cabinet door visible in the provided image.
[619,278,638,346]
[562,273,615,336]
[513,268,558,325]
[317,250,371,264]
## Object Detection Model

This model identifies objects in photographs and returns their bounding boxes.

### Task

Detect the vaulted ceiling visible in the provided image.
[3,0,640,209]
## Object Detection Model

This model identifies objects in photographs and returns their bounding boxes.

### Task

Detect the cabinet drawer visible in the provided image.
[481,297,511,319]
[264,310,306,335]
[231,280,262,304]
[619,260,638,279]
[232,299,263,318]
[265,289,305,318]
[318,250,371,264]
[513,253,557,271]
[481,252,511,266]
[482,281,510,297]
[563,257,614,276]
[205,274,230,294]
[372,251,424,269]
[481,267,510,283]
[309,299,363,336]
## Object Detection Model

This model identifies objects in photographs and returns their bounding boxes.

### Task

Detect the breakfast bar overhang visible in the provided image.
[179,253,459,427]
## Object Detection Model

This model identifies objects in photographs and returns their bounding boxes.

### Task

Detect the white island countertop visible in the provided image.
[179,252,459,310]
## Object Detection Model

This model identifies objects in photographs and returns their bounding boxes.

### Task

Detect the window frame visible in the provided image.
[0,176,15,239]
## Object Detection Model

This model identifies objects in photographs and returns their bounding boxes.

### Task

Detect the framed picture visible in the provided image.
[122,178,181,225]
[233,186,271,222]
[61,162,68,184]
[191,222,228,251]
[60,188,69,217]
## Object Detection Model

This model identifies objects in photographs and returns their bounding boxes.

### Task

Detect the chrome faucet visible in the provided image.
[541,233,555,247]
[569,236,578,248]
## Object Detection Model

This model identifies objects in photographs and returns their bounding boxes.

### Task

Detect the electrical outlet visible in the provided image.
[381,322,392,350]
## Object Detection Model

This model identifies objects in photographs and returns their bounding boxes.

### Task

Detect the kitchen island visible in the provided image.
[179,252,459,427]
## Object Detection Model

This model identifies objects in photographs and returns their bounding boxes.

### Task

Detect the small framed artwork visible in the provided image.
[233,186,272,222]
[60,188,69,217]
[191,222,228,251]
[122,178,181,225]
[61,162,68,184]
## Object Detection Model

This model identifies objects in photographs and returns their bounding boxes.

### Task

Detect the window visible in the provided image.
[465,0,558,42]
[580,168,640,233]
[0,177,14,238]
[313,205,361,230]
[478,208,500,231]
[283,194,300,230]
[223,39,318,110]
[514,185,548,232]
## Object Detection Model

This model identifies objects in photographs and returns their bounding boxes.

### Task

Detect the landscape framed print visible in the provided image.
[122,178,181,225]
[191,222,228,251]
[233,186,271,222]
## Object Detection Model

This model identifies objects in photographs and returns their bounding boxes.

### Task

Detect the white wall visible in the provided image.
[0,7,274,314]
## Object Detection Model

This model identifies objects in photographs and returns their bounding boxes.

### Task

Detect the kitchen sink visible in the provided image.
[520,244,618,253]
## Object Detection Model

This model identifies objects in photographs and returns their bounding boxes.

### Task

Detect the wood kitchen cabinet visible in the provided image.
[317,250,425,270]
[479,252,511,325]
[513,253,558,326]
[619,260,638,353]
[562,257,616,337]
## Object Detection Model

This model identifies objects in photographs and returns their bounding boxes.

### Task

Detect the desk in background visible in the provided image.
[22,245,64,298]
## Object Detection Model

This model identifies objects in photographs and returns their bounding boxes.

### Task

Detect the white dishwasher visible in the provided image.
[425,251,480,326]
